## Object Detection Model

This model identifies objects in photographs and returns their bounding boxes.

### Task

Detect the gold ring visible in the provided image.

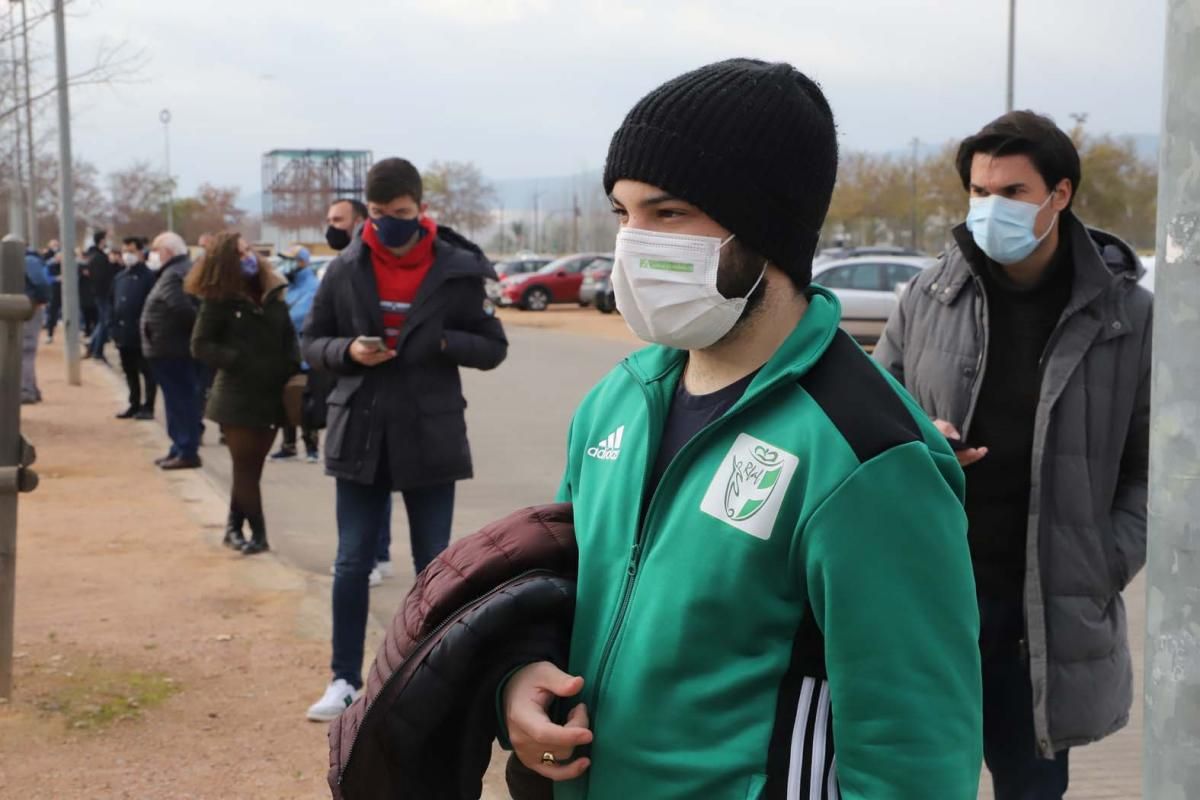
[541,752,557,766]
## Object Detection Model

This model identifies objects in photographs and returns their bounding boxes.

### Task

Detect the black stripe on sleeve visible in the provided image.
[798,329,922,463]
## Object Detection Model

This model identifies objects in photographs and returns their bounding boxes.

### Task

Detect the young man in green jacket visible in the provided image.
[502,59,983,799]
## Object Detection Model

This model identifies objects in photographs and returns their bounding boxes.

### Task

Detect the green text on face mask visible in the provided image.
[639,259,694,273]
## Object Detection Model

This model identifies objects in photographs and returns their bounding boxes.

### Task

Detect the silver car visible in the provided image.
[812,255,936,348]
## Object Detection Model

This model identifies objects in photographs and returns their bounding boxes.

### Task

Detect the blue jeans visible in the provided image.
[88,297,112,357]
[331,480,455,687]
[150,357,205,460]
[375,495,392,565]
[980,594,1070,800]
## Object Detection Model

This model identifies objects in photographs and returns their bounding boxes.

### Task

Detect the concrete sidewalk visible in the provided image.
[0,344,340,797]
[978,574,1145,799]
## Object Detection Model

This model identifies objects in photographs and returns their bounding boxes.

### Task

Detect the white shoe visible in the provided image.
[375,561,395,579]
[306,679,360,722]
[368,567,382,588]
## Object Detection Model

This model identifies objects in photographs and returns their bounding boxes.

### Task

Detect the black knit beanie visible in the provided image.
[603,59,839,288]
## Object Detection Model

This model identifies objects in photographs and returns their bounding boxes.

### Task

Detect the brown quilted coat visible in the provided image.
[328,504,577,800]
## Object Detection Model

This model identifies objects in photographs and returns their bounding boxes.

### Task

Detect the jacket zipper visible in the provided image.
[960,276,989,440]
[585,363,777,761]
[585,367,662,728]
[338,568,557,786]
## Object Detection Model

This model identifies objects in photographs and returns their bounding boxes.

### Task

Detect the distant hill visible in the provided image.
[491,171,604,213]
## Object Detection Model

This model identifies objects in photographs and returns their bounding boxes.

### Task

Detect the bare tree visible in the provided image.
[0,0,146,243]
[173,184,245,244]
[423,160,496,238]
[108,160,174,236]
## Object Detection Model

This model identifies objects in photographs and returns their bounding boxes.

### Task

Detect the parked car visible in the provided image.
[813,255,936,347]
[578,260,616,307]
[814,244,926,265]
[486,256,552,301]
[592,272,617,314]
[498,253,613,310]
[1139,255,1155,292]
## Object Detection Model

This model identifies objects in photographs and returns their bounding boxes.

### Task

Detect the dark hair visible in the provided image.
[956,111,1081,207]
[332,197,368,220]
[123,236,143,248]
[185,231,261,300]
[366,158,422,205]
[93,230,107,246]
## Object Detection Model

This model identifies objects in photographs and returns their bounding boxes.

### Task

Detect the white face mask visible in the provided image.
[612,227,765,350]
[147,251,163,270]
[121,252,139,267]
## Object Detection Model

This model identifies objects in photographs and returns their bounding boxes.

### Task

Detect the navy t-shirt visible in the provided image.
[648,369,759,491]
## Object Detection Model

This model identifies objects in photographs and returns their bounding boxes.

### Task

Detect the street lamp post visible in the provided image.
[18,0,36,245]
[1005,0,1016,112]
[160,109,173,231]
[52,0,80,385]
[1144,0,1200,794]
[7,2,25,241]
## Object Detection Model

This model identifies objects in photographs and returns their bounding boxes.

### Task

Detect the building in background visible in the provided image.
[261,149,372,247]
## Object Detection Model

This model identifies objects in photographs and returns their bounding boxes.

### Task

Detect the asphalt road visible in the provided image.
[197,324,635,627]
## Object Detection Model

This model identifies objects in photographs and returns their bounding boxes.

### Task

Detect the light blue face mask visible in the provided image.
[966,193,1057,265]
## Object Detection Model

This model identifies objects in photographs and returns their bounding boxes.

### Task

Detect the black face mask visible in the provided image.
[325,224,352,252]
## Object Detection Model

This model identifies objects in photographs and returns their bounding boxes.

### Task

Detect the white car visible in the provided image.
[1139,255,1154,292]
[812,255,937,348]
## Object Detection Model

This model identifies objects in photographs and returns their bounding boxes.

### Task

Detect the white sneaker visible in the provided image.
[306,679,360,722]
[375,561,395,579]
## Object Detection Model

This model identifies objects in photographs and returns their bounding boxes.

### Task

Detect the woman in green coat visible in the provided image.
[189,232,300,555]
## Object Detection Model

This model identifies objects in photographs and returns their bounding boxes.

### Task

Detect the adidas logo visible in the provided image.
[587,426,624,461]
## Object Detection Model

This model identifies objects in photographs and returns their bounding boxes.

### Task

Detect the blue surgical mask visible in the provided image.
[370,215,423,248]
[240,255,259,277]
[966,193,1057,265]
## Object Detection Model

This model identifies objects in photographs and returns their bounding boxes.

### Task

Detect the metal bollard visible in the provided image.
[0,237,39,700]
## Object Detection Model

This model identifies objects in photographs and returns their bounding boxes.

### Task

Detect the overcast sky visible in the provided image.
[50,0,1167,203]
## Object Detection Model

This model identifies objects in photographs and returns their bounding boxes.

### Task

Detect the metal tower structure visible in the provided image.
[261,149,372,237]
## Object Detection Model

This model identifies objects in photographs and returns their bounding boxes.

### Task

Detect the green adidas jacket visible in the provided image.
[555,289,982,800]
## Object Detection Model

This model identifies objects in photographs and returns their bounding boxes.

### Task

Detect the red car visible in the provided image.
[498,253,614,310]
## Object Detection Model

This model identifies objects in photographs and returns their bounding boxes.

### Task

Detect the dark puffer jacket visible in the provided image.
[141,254,197,360]
[328,504,576,800]
[302,226,507,491]
[874,213,1152,756]
[111,263,156,349]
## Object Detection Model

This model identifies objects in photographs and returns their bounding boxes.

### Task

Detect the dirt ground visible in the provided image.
[0,344,338,798]
[496,304,639,344]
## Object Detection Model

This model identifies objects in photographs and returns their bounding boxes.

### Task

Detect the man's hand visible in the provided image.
[504,661,593,781]
[933,419,988,467]
[347,337,396,367]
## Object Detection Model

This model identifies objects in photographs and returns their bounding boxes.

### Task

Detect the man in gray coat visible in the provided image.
[875,111,1151,800]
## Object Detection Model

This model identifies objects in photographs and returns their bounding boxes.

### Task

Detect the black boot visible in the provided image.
[222,507,247,550]
[241,513,269,555]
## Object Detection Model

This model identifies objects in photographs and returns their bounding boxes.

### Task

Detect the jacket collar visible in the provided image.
[622,287,844,401]
[934,214,1135,340]
[342,230,489,337]
[163,254,191,276]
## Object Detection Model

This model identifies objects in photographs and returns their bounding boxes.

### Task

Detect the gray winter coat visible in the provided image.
[874,213,1152,757]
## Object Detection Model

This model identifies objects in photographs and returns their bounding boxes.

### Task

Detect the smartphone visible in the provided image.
[946,436,972,452]
[357,336,386,352]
